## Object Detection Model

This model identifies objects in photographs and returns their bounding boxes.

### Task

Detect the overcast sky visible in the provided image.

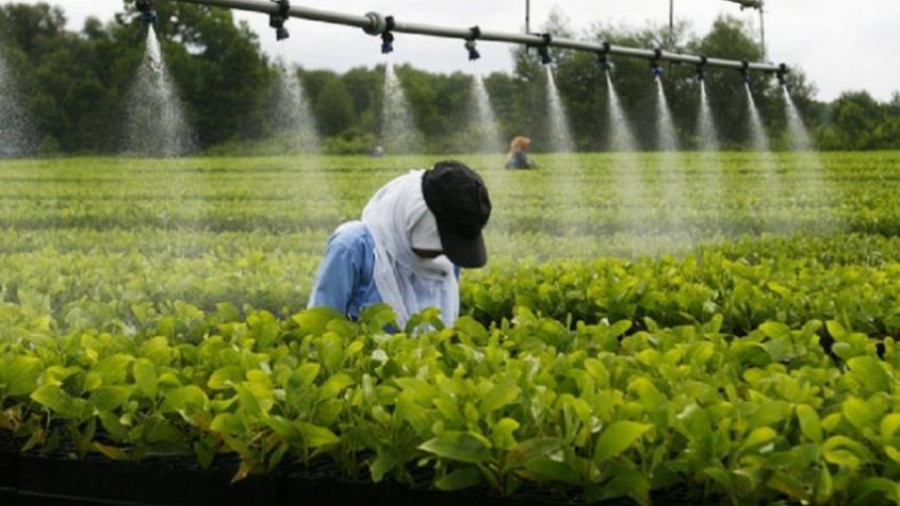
[3,0,898,102]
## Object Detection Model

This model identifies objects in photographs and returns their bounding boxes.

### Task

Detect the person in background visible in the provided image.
[307,160,492,328]
[505,135,534,169]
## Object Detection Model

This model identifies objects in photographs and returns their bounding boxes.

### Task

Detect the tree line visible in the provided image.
[0,2,898,156]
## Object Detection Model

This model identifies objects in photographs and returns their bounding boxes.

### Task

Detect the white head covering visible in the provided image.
[361,170,459,328]
[410,209,443,251]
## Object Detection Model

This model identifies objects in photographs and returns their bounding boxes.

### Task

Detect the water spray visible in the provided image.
[465,26,481,61]
[136,0,158,28]
[268,0,290,41]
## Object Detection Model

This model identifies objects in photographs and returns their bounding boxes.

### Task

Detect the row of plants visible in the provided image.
[1,305,898,505]
[463,233,900,337]
[8,153,900,238]
[7,229,900,340]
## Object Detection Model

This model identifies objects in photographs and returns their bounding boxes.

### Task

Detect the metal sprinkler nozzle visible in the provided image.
[269,0,290,41]
[650,48,664,79]
[465,40,480,61]
[381,32,394,54]
[598,54,612,72]
[537,33,553,65]
[135,0,157,28]
[740,60,751,85]
[381,16,395,54]
[776,63,789,87]
[465,26,481,61]
[598,42,612,72]
[695,56,708,82]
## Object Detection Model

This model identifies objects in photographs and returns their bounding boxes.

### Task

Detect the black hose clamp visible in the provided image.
[468,25,481,41]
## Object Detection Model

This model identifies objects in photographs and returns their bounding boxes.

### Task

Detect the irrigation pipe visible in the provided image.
[153,0,788,76]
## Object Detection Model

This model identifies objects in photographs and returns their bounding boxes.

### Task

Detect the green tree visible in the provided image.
[817,91,884,150]
[308,72,355,137]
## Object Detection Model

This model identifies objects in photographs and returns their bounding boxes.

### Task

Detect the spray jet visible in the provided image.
[135,0,157,27]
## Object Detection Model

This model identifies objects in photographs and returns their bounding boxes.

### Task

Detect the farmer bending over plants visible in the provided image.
[505,135,535,170]
[307,160,492,328]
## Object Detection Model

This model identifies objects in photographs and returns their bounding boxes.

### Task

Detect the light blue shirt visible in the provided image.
[307,221,461,321]
[308,221,381,321]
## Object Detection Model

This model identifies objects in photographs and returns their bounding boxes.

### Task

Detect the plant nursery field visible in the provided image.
[3,152,900,505]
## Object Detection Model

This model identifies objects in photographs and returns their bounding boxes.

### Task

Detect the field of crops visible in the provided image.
[3,152,900,505]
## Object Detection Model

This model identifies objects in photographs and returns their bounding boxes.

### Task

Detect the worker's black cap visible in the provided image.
[422,161,492,268]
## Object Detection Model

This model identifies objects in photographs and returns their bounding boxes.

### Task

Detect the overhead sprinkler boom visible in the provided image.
[147,0,786,76]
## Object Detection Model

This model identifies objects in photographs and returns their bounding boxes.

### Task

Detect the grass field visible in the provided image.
[4,152,900,504]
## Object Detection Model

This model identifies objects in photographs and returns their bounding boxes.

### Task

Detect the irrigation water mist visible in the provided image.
[697,82,721,152]
[124,25,194,157]
[782,85,836,231]
[544,66,581,234]
[464,69,509,233]
[0,49,34,158]
[744,82,784,232]
[124,26,204,255]
[782,87,814,152]
[653,77,689,241]
[464,70,504,155]
[381,60,425,156]
[696,81,723,221]
[269,63,335,218]
[271,63,321,154]
[545,67,576,154]
[605,72,649,249]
